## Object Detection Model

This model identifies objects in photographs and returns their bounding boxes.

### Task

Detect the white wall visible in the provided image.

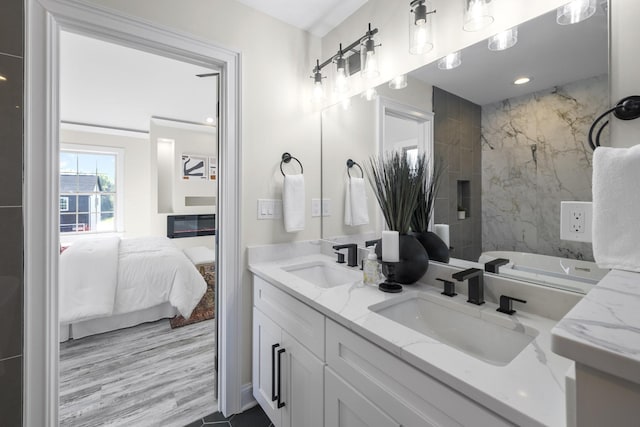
[59,127,152,239]
[82,0,322,387]
[610,0,640,148]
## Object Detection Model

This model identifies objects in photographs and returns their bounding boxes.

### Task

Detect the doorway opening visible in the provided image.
[57,31,220,425]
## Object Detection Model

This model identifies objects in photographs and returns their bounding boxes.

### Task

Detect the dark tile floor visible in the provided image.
[184,405,272,427]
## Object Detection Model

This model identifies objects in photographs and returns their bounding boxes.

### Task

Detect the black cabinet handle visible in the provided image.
[277,348,286,408]
[271,343,280,401]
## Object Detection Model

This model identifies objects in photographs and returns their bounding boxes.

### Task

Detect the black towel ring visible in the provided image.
[346,159,364,178]
[280,152,304,176]
[588,95,640,150]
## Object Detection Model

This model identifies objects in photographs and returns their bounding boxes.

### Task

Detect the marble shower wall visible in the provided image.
[481,75,609,261]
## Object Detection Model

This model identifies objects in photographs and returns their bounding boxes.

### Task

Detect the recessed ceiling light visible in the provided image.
[0,75,7,81]
[514,77,531,85]
[205,117,215,124]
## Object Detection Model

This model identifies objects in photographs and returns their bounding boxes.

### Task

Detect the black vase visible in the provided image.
[411,231,450,263]
[374,234,429,284]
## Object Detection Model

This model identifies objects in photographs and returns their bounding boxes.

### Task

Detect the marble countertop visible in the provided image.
[551,269,640,384]
[250,251,574,427]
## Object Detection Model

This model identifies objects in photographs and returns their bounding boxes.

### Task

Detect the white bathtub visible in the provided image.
[478,251,609,293]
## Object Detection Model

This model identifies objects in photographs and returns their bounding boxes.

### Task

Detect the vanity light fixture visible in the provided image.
[362,87,378,101]
[389,74,408,90]
[309,24,380,102]
[361,23,381,80]
[438,51,462,70]
[310,59,326,103]
[488,26,518,51]
[462,0,494,32]
[409,0,436,55]
[513,77,531,85]
[557,0,596,25]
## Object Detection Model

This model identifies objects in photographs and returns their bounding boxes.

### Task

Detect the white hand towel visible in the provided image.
[283,174,305,232]
[344,177,369,226]
[592,145,640,272]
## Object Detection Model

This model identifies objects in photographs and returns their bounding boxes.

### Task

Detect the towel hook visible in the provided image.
[588,95,640,150]
[280,152,304,176]
[346,159,364,178]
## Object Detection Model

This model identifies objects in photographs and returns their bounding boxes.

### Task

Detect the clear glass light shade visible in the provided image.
[438,51,461,70]
[333,56,350,95]
[463,0,494,32]
[557,0,596,25]
[362,87,378,101]
[389,74,408,90]
[360,38,380,80]
[488,27,518,51]
[409,2,434,55]
[312,80,325,103]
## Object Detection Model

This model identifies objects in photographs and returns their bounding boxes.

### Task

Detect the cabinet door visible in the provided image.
[281,331,324,427]
[325,367,400,427]
[253,308,283,427]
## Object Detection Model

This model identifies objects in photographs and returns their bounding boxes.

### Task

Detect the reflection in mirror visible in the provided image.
[321,5,609,293]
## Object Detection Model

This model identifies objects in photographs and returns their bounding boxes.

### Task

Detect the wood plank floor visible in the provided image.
[59,318,216,427]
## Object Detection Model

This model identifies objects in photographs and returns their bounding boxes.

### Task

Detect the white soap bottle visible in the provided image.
[363,248,381,285]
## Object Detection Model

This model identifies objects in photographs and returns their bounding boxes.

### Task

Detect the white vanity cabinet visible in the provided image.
[253,275,513,427]
[252,276,324,427]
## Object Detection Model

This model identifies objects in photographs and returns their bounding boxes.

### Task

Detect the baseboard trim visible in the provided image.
[240,382,257,411]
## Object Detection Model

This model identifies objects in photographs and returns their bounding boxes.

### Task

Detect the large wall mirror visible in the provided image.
[321,5,609,292]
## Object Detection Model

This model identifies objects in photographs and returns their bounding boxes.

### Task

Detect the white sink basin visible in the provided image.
[283,261,362,288]
[370,292,538,366]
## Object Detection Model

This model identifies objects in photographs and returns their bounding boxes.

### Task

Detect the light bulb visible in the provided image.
[389,74,407,90]
[361,36,380,80]
[312,81,325,102]
[488,27,518,51]
[557,0,596,25]
[362,87,378,101]
[438,51,461,70]
[334,55,350,94]
[463,0,494,32]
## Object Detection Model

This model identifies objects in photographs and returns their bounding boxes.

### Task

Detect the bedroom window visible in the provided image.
[59,148,121,234]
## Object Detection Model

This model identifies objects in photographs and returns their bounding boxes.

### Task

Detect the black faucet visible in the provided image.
[497,295,527,315]
[485,258,510,274]
[332,243,358,267]
[365,239,379,248]
[452,268,485,305]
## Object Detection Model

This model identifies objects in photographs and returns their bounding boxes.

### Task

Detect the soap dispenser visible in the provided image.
[363,248,381,285]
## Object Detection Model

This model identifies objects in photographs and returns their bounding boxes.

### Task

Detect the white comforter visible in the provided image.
[59,236,207,324]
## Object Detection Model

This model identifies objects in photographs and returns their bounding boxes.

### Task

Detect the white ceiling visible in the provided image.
[234,0,367,37]
[410,7,608,106]
[60,31,218,132]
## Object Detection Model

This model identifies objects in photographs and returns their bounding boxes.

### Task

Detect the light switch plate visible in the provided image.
[311,199,321,217]
[560,201,593,242]
[257,199,282,220]
[322,198,331,216]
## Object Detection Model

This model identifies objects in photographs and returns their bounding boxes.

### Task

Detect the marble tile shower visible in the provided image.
[481,75,608,260]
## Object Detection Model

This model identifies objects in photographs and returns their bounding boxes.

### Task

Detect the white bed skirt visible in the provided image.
[59,303,178,342]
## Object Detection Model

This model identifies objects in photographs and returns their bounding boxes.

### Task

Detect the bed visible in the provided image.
[59,236,207,341]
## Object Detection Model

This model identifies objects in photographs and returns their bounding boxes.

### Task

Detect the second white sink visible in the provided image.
[370,292,538,366]
[283,261,362,288]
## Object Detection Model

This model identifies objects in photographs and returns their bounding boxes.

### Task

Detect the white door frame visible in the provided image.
[24,0,243,424]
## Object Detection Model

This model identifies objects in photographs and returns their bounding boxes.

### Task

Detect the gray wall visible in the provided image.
[481,75,608,260]
[433,87,482,262]
[0,0,24,424]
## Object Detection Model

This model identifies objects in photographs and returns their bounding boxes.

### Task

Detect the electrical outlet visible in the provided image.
[560,201,593,242]
[570,209,585,233]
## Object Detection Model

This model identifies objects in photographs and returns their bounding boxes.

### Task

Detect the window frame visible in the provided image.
[59,144,125,235]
